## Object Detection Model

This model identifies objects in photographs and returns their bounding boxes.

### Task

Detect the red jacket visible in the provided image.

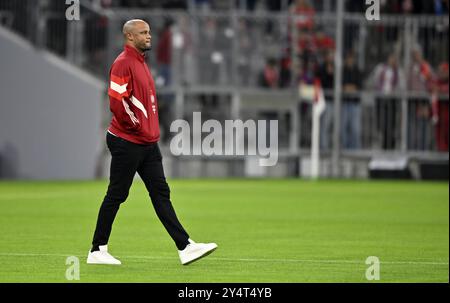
[107,45,160,144]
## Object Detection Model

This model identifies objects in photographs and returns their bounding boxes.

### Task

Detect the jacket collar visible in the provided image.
[124,44,145,62]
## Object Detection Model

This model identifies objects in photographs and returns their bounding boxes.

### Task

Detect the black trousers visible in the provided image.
[92,132,190,250]
[376,97,399,150]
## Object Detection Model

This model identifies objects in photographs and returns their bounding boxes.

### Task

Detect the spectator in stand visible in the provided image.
[289,0,316,68]
[408,48,434,92]
[258,58,279,88]
[298,56,317,147]
[370,53,406,150]
[299,55,316,85]
[313,28,335,65]
[289,0,315,31]
[198,17,221,85]
[313,29,335,51]
[431,62,449,151]
[84,15,108,75]
[407,47,434,150]
[316,51,334,150]
[341,52,362,149]
[156,19,175,143]
[237,19,253,86]
[279,54,292,88]
[343,2,362,55]
[296,30,315,65]
[156,19,174,87]
[401,0,414,14]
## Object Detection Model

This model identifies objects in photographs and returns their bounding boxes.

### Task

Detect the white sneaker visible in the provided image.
[87,245,121,265]
[178,239,218,265]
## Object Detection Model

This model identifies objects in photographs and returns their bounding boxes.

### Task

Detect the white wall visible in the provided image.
[0,27,105,179]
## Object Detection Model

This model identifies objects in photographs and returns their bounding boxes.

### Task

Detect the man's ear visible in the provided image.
[126,32,133,41]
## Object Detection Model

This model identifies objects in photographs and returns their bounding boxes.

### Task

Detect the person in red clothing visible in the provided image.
[288,0,316,77]
[258,58,279,88]
[289,0,315,31]
[88,19,217,266]
[431,62,449,151]
[407,47,434,150]
[313,29,335,60]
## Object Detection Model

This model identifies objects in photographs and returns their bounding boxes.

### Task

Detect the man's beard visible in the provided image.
[141,43,151,52]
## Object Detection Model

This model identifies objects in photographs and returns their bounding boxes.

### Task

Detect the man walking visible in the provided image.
[87,19,217,266]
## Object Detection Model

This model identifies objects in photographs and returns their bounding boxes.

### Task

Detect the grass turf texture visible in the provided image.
[0,179,448,282]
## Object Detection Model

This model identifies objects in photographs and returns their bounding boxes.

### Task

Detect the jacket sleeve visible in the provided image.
[108,61,141,132]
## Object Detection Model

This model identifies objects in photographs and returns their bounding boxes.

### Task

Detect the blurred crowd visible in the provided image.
[257,0,449,152]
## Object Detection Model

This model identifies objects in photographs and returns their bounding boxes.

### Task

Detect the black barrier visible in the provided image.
[420,162,449,180]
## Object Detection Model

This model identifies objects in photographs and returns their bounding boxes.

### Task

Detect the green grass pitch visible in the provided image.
[0,179,448,282]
